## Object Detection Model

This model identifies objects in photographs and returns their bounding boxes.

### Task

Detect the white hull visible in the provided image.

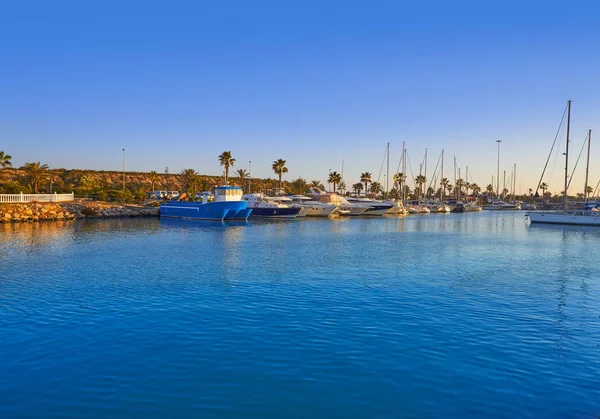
[296,206,311,217]
[341,206,369,216]
[306,205,336,217]
[362,207,391,216]
[527,211,600,226]
[464,205,482,212]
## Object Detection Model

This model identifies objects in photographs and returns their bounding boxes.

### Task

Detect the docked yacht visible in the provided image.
[406,201,431,214]
[267,196,310,217]
[463,202,483,212]
[309,188,369,216]
[345,197,394,216]
[425,201,451,213]
[288,195,337,217]
[242,193,301,218]
[160,186,252,221]
[483,201,521,210]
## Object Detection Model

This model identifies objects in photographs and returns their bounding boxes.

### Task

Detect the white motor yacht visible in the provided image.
[345,197,394,216]
[482,201,521,210]
[309,188,369,216]
[288,195,337,217]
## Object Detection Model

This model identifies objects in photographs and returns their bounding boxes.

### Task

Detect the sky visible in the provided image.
[1,0,600,194]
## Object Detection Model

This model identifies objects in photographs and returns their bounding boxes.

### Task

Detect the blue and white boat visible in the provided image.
[160,186,252,221]
[242,193,301,218]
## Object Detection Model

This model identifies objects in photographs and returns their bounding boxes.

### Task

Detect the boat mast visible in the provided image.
[402,142,406,205]
[496,140,502,201]
[466,166,469,201]
[513,163,517,202]
[386,142,389,197]
[424,148,428,199]
[440,149,444,202]
[564,100,571,210]
[453,156,457,200]
[584,129,591,202]
[458,167,461,201]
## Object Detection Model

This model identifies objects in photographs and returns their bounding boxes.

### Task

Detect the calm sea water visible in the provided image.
[1,212,599,418]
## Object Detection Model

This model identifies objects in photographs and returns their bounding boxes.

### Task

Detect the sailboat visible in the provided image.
[527,101,600,226]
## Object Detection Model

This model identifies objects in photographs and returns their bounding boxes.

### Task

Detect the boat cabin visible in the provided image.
[214,186,243,202]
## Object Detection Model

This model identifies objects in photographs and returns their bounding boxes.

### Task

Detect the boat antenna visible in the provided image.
[564,100,571,210]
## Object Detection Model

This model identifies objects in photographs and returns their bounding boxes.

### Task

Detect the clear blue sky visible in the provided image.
[1,0,599,194]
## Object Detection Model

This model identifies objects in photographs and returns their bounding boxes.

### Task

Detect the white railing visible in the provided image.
[0,192,75,203]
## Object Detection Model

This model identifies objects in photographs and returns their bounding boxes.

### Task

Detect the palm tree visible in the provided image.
[310,180,324,190]
[0,151,12,168]
[415,175,426,198]
[290,177,308,195]
[470,183,481,196]
[328,171,342,193]
[148,170,161,193]
[360,172,372,196]
[179,168,199,196]
[352,182,363,196]
[586,185,594,199]
[540,182,549,201]
[218,151,236,184]
[236,169,248,191]
[440,178,451,198]
[271,159,289,191]
[23,162,49,193]
[370,181,382,195]
[486,184,494,198]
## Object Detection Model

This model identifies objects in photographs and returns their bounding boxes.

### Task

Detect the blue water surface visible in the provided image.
[1,212,599,418]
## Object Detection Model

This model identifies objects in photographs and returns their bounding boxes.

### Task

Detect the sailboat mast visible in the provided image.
[503,170,506,200]
[458,168,461,201]
[513,163,517,202]
[440,149,444,202]
[402,142,406,205]
[564,100,572,209]
[386,142,390,196]
[466,166,469,201]
[584,129,591,202]
[424,148,428,198]
[453,156,457,200]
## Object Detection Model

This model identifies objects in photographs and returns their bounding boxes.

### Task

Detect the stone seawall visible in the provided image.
[0,202,159,222]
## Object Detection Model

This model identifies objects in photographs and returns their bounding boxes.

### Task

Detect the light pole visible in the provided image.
[248,161,251,193]
[122,148,126,189]
[496,140,502,200]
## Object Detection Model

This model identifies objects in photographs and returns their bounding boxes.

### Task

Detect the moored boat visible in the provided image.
[288,195,337,217]
[160,186,251,221]
[483,201,521,210]
[242,193,301,218]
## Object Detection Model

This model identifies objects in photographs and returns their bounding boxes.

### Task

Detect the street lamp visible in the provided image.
[122,148,126,189]
[248,161,251,193]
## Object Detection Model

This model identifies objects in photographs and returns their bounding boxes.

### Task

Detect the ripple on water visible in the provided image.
[1,214,600,418]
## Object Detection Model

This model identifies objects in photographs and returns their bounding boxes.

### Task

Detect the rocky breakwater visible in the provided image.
[0,202,159,222]
[0,203,76,222]
[61,202,159,219]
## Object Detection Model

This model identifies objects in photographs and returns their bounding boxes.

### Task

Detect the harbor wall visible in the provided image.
[0,202,159,223]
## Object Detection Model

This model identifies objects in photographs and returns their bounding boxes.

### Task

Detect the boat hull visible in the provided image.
[305,205,336,217]
[362,205,394,216]
[160,201,251,221]
[250,207,300,218]
[527,211,600,226]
